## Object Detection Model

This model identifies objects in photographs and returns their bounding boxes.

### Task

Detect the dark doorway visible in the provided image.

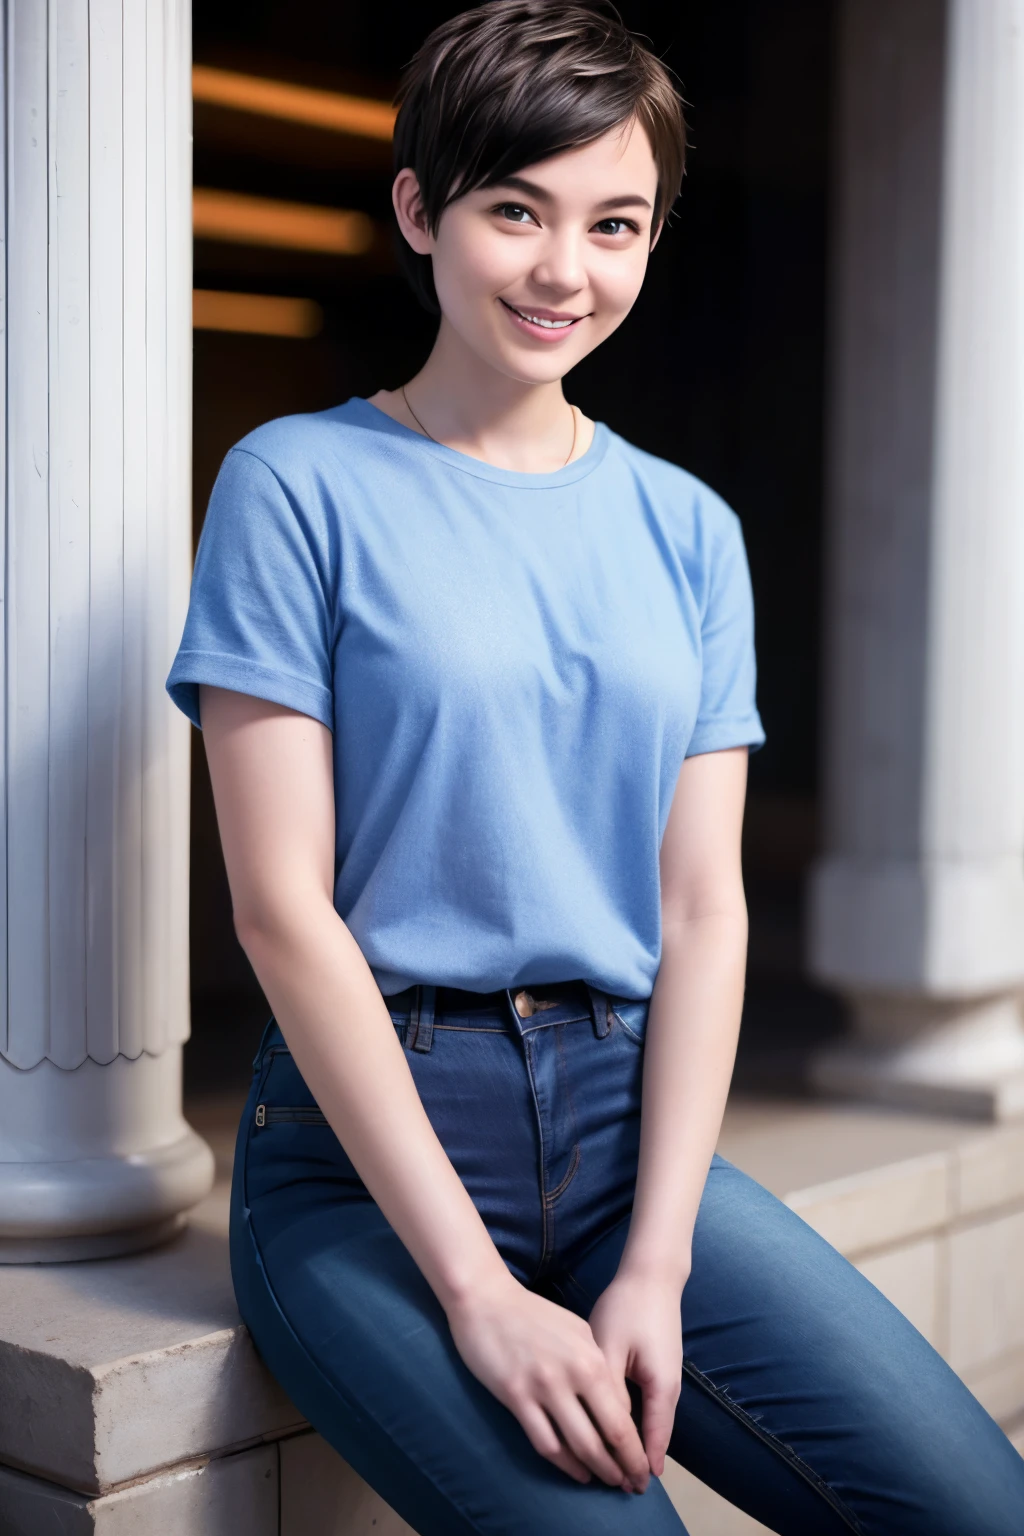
[187,1,839,1098]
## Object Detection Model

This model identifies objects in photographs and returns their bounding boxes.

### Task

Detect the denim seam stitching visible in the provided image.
[560,1269,866,1535]
[542,1026,583,1210]
[611,1009,645,1046]
[431,1024,506,1033]
[522,1035,554,1283]
[562,1267,596,1307]
[544,1142,581,1204]
[520,1010,589,1033]
[555,1024,582,1148]
[681,1359,866,1534]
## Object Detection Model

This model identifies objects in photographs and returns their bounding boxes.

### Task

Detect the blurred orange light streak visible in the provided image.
[192,64,396,141]
[192,290,324,338]
[192,189,375,255]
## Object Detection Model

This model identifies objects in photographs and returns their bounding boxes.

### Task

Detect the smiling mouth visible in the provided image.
[499,299,585,330]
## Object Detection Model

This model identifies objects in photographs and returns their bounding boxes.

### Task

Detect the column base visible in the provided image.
[0,1048,215,1262]
[810,993,1024,1120]
[0,1214,185,1264]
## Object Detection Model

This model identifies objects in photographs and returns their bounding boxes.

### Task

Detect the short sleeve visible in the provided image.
[166,448,335,731]
[685,511,766,757]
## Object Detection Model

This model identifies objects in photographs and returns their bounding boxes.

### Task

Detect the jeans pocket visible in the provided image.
[245,1052,365,1206]
[253,1103,329,1128]
[611,1000,649,1045]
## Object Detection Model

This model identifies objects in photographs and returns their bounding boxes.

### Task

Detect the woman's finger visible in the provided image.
[515,1402,592,1484]
[548,1390,645,1490]
[640,1373,681,1478]
[581,1376,651,1490]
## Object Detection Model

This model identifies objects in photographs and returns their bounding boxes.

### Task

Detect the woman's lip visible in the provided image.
[498,298,587,339]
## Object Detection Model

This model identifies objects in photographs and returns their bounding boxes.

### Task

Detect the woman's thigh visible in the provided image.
[231,1194,688,1536]
[568,1155,1024,1536]
[231,1026,685,1536]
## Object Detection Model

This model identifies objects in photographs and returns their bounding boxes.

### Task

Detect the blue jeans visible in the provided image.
[229,984,1024,1535]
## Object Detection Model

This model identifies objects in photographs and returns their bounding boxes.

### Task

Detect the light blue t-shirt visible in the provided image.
[167,397,765,998]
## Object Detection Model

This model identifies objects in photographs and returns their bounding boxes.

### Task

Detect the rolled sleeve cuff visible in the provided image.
[685,712,766,758]
[166,651,334,732]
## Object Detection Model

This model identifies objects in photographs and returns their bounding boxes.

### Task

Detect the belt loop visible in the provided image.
[406,985,422,1050]
[411,983,436,1053]
[503,986,525,1036]
[587,983,612,1039]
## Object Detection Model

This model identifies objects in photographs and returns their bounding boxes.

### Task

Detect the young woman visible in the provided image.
[168,4,1024,1532]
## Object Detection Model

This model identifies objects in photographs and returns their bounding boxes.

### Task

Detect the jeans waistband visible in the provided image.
[253,980,647,1066]
[386,979,590,1016]
[394,980,613,1054]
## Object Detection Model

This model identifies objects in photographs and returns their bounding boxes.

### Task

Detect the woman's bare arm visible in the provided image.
[588,746,750,1472]
[200,684,650,1492]
[624,746,749,1278]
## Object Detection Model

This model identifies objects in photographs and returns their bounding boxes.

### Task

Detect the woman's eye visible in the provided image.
[593,218,636,236]
[496,204,534,224]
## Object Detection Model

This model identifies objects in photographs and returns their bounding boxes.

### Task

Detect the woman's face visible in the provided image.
[395,118,661,385]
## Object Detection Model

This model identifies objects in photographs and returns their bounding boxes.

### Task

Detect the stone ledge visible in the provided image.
[955,1122,1024,1215]
[718,1098,1024,1257]
[0,1431,777,1536]
[1,1091,1021,1513]
[0,1176,303,1494]
[787,1151,950,1255]
[0,1444,278,1536]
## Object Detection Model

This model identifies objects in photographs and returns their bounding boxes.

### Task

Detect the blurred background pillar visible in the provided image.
[0,0,214,1259]
[808,0,1024,1119]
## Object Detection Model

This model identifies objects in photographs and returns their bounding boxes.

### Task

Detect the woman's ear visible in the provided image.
[392,168,433,255]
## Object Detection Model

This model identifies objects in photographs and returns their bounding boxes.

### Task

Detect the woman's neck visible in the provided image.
[367,319,594,473]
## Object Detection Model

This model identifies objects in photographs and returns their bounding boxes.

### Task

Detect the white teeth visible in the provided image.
[513,306,574,329]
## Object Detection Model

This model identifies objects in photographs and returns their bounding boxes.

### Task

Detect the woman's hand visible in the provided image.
[446,1274,651,1492]
[587,1271,685,1477]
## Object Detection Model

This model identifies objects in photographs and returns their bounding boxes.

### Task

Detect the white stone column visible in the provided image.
[808,0,1024,1120]
[0,0,214,1259]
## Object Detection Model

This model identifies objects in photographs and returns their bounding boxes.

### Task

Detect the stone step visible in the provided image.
[1,1095,1021,1533]
[0,1446,278,1536]
[0,1185,303,1495]
[0,1432,777,1536]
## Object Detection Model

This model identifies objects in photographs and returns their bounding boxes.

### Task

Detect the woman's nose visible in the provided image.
[530,234,586,296]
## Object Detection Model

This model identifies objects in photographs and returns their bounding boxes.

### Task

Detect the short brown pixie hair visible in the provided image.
[392,0,687,313]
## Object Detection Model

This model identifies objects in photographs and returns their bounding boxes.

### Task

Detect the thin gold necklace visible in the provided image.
[400,385,578,468]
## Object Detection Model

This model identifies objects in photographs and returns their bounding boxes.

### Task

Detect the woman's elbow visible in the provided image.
[660,896,748,952]
[231,894,319,962]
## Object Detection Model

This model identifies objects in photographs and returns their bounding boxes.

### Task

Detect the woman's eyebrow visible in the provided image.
[488,174,555,202]
[593,193,652,212]
[489,174,652,213]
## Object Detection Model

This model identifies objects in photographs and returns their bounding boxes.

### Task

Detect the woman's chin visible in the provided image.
[482,341,587,387]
